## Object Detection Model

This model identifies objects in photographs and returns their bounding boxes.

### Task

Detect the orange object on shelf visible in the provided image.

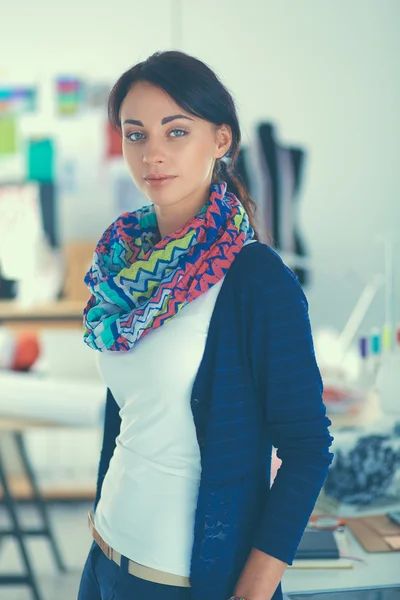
[11,331,40,371]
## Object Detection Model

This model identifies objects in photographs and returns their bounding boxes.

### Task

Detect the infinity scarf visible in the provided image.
[83,182,254,351]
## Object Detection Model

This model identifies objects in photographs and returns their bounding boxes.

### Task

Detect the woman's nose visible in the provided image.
[142,140,166,164]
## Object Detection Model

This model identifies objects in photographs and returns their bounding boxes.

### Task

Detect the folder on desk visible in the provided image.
[346,514,400,553]
[289,529,354,569]
[296,529,339,559]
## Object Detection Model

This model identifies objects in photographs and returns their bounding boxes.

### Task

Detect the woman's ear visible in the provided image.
[214,125,233,159]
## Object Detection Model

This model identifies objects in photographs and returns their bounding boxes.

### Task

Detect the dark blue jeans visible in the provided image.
[78,541,192,600]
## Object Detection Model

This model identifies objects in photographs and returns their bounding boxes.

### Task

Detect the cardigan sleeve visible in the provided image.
[94,388,121,510]
[250,252,334,565]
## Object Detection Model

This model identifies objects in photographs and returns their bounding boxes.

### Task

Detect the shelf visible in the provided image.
[0,300,85,331]
[0,300,84,320]
[0,475,95,502]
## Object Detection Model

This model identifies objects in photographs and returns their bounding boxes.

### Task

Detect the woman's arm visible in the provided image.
[94,388,121,509]
[235,254,334,599]
[234,548,287,600]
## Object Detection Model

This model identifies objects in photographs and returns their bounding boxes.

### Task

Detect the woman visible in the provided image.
[78,51,334,600]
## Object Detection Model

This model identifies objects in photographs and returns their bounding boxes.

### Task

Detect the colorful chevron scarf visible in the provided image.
[83,182,254,351]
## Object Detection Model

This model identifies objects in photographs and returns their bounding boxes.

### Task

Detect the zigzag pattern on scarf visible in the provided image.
[83,182,254,351]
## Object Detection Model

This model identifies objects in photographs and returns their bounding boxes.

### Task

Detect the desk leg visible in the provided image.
[0,446,43,600]
[14,432,67,573]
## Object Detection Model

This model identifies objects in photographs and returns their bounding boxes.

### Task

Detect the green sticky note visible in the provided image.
[0,118,18,155]
[27,138,54,182]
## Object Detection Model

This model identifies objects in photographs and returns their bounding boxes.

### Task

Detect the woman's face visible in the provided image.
[120,82,231,212]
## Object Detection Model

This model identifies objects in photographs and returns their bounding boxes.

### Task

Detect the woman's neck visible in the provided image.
[155,183,210,239]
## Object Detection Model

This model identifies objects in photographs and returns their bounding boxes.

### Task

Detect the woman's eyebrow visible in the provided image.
[161,114,194,125]
[122,114,194,127]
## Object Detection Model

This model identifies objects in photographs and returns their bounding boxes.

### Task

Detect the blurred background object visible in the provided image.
[0,1,399,598]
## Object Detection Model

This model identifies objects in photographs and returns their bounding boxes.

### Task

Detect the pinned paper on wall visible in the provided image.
[87,83,110,110]
[27,139,54,182]
[59,159,78,194]
[106,122,123,158]
[0,183,43,280]
[56,77,84,115]
[0,87,37,115]
[0,119,18,156]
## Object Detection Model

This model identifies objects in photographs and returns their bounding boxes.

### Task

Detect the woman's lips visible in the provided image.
[144,175,177,187]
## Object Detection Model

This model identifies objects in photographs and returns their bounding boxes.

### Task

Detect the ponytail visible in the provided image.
[213,158,260,241]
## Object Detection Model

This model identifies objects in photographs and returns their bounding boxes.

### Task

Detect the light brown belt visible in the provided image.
[88,511,191,588]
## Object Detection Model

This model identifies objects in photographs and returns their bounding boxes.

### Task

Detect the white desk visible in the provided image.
[283,391,400,595]
[282,525,400,594]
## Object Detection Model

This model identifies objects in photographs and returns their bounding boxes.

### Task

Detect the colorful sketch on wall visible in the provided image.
[56,76,84,115]
[0,119,18,156]
[0,87,37,115]
[27,138,54,182]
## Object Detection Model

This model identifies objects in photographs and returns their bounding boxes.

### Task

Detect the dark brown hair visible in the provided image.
[108,50,259,238]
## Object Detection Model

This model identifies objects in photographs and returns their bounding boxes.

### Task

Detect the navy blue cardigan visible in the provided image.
[93,241,334,600]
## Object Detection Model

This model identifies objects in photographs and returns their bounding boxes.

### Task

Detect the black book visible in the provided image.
[295,529,340,560]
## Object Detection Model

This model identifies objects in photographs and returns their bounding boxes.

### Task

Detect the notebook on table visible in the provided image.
[289,529,353,569]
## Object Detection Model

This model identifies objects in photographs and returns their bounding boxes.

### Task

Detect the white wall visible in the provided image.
[1,0,400,333]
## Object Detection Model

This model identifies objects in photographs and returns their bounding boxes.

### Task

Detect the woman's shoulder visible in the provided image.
[222,242,310,324]
[233,241,303,294]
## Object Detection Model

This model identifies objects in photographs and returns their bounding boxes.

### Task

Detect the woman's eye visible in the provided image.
[125,129,187,142]
[126,132,145,142]
[169,129,187,138]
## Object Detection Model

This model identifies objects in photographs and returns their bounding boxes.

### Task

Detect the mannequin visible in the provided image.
[257,123,309,285]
